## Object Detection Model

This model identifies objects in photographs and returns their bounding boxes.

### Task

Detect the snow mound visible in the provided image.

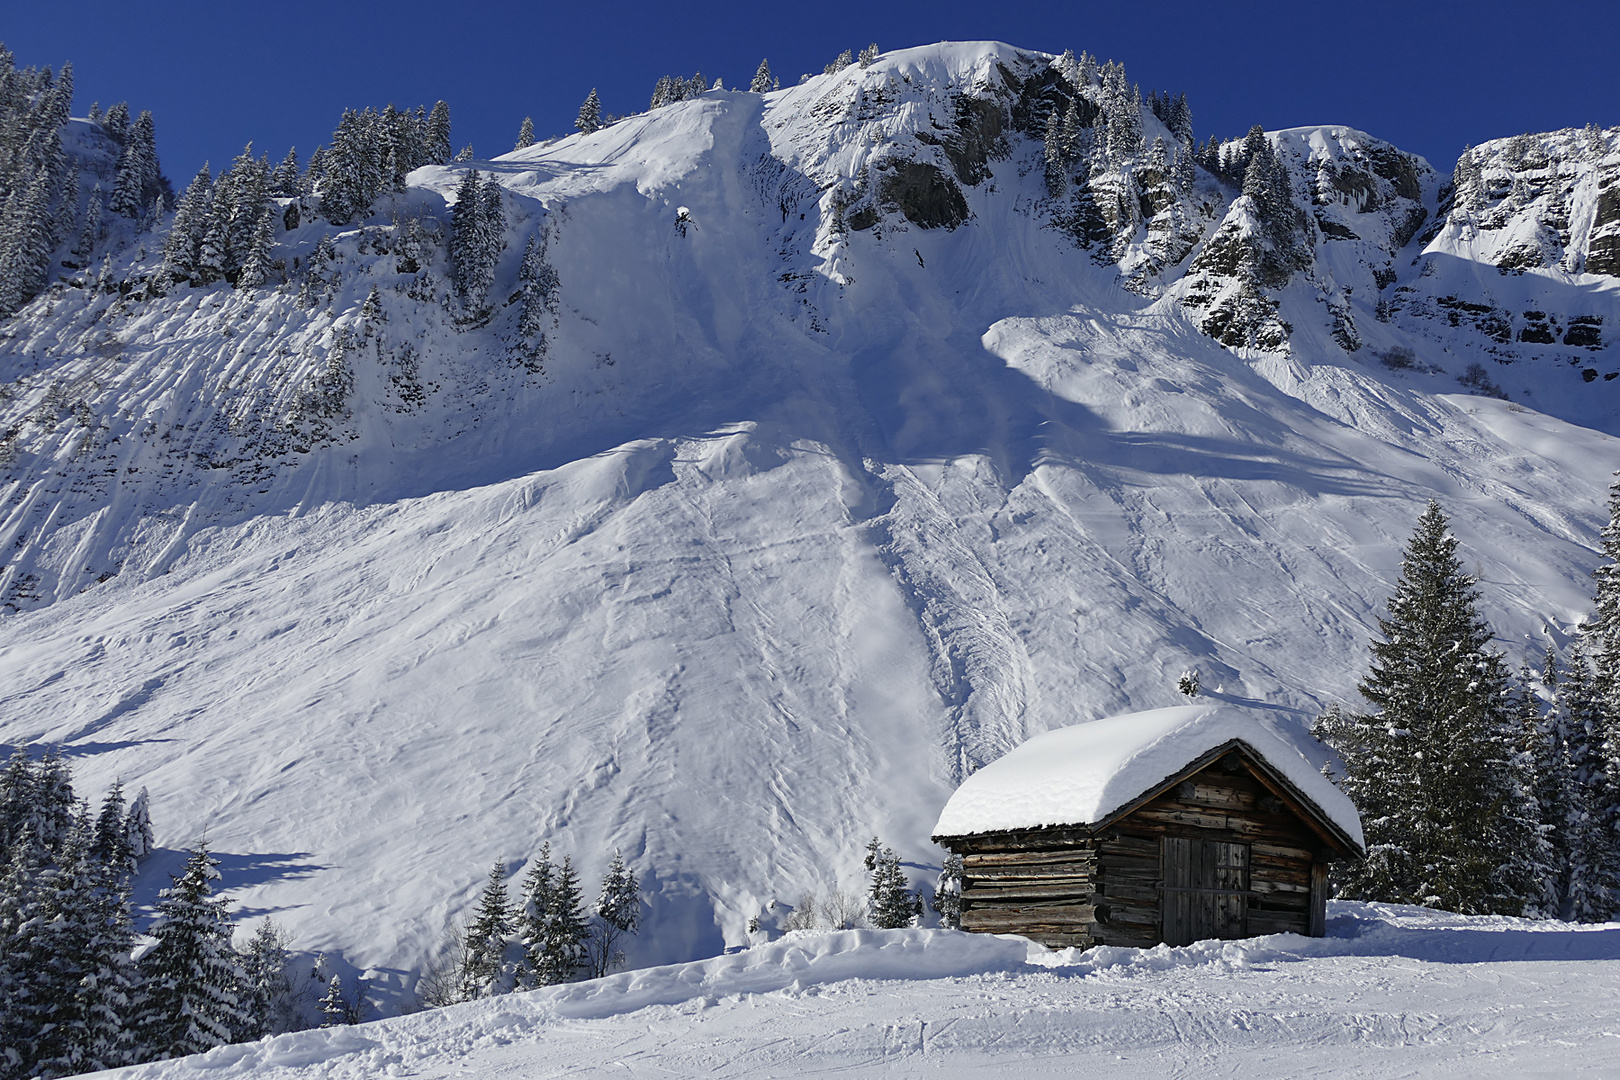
[931,703,1363,848]
[99,907,1620,1079]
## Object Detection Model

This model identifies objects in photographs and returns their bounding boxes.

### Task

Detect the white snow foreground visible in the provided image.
[932,703,1364,847]
[94,906,1620,1079]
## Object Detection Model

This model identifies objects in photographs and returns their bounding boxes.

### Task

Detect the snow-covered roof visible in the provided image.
[931,704,1363,851]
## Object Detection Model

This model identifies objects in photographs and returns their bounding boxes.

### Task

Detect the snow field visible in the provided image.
[93,904,1620,1079]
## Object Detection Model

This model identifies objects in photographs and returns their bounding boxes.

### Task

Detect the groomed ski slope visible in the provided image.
[1,42,1618,1003]
[93,905,1620,1079]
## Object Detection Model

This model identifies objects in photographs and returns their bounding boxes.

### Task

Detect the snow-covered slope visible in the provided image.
[0,42,1615,1007]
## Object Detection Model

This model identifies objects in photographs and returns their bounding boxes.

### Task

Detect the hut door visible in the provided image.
[1162,837,1249,946]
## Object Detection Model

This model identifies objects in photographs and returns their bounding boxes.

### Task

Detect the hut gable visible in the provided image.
[931,704,1364,951]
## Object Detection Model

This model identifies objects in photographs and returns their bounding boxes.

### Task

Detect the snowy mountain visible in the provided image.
[1,42,1616,1009]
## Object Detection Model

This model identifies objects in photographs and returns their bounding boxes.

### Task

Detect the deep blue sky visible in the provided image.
[6,0,1616,186]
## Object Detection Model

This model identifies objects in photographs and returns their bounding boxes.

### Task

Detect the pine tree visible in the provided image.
[1043,110,1066,196]
[750,59,774,94]
[457,861,512,1000]
[575,90,601,135]
[30,821,138,1076]
[52,166,78,256]
[235,213,274,290]
[448,169,503,310]
[518,231,559,342]
[425,101,453,166]
[865,837,921,928]
[514,843,555,989]
[824,49,853,75]
[100,102,130,145]
[1590,473,1620,711]
[0,745,34,858]
[546,855,590,983]
[319,975,348,1028]
[514,117,534,151]
[1519,655,1568,917]
[586,851,639,979]
[0,827,57,1074]
[76,184,103,260]
[1558,643,1619,919]
[932,853,963,929]
[30,747,77,853]
[238,918,297,1038]
[857,43,880,68]
[90,780,134,878]
[161,163,212,286]
[1327,502,1540,915]
[270,148,300,198]
[124,787,153,864]
[133,842,250,1061]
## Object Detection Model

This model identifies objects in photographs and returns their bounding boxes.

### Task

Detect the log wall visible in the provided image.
[946,753,1335,950]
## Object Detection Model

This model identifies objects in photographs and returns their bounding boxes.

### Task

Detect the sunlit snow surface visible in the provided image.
[92,906,1620,1079]
[0,43,1617,1005]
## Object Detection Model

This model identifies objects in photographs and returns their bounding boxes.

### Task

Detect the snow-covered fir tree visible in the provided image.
[517,229,559,344]
[27,821,138,1077]
[1324,502,1540,915]
[457,861,513,1000]
[932,854,963,929]
[269,147,300,198]
[133,842,251,1062]
[318,975,349,1028]
[425,101,452,166]
[160,163,212,287]
[1518,656,1568,918]
[586,851,640,979]
[124,787,153,863]
[575,89,601,135]
[1551,643,1618,919]
[749,59,774,94]
[865,837,921,929]
[238,918,300,1039]
[448,169,504,312]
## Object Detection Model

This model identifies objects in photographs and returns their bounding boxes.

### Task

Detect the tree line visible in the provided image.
[1317,483,1620,921]
[419,846,643,1007]
[0,748,308,1077]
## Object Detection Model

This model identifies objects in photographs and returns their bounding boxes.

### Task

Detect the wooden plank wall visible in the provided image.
[949,754,1333,949]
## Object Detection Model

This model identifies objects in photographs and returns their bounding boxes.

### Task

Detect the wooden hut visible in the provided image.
[931,704,1363,950]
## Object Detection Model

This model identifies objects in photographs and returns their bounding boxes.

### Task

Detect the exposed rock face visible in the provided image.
[1383,127,1620,378]
[878,162,971,229]
[1580,162,1620,277]
[1170,126,1434,353]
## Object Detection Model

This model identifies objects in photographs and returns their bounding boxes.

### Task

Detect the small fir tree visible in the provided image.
[575,90,602,135]
[586,851,640,979]
[457,860,513,1000]
[133,843,250,1061]
[238,918,299,1038]
[865,837,921,929]
[932,853,963,929]
[514,843,555,989]
[515,117,535,151]
[750,59,774,94]
[319,975,348,1028]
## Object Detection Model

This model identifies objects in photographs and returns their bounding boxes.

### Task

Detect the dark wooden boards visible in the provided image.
[939,746,1348,949]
